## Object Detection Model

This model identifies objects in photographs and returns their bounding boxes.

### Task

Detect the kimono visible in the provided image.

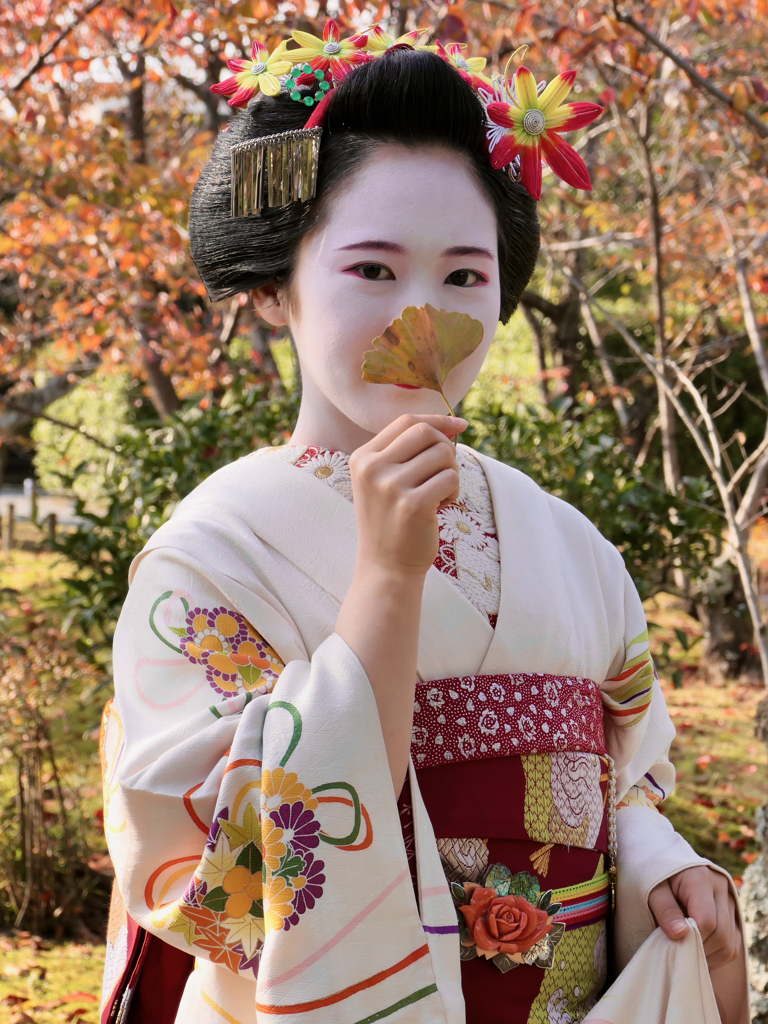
[99,443,748,1024]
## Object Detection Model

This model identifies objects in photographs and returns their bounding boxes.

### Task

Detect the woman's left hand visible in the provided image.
[648,865,741,970]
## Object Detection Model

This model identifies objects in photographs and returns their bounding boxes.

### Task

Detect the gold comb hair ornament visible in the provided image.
[230,126,322,217]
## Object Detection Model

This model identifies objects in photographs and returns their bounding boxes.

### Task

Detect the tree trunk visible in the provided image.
[520,304,550,406]
[125,54,146,164]
[694,577,760,682]
[637,120,681,493]
[141,346,182,420]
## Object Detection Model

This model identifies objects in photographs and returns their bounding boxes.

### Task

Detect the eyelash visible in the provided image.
[346,263,488,287]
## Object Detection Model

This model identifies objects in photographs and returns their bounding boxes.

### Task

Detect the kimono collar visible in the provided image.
[233,445,496,681]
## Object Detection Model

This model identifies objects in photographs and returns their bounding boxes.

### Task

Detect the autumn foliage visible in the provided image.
[0,0,766,424]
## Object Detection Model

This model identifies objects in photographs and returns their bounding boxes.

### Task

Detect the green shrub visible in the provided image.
[56,385,719,663]
[32,372,132,504]
[54,379,299,660]
[462,396,721,600]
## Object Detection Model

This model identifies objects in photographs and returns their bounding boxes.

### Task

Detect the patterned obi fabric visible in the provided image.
[404,680,612,1021]
[411,672,606,769]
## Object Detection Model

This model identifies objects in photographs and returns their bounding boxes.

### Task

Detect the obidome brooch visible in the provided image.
[211,20,604,216]
[451,865,566,973]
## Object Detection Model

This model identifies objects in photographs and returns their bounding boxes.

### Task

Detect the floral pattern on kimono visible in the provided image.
[296,445,501,625]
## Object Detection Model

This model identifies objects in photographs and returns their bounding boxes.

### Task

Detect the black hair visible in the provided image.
[189,48,540,323]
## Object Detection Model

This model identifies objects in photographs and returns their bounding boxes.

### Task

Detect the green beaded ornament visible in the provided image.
[285,63,331,108]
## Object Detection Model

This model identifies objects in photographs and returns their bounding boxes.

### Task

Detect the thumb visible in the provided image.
[648,880,690,941]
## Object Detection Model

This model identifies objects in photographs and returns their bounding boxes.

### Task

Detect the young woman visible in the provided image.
[99,38,747,1024]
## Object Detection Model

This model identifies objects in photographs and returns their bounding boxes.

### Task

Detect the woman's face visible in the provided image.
[261,143,502,447]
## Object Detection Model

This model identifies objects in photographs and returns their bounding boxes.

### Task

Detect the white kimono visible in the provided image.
[99,443,748,1024]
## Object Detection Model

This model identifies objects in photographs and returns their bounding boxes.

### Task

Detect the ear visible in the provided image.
[252,283,289,327]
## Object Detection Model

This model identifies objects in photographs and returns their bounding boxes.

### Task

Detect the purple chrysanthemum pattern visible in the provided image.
[178,604,284,697]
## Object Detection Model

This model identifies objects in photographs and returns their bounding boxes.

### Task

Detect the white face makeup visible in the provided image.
[259,143,502,452]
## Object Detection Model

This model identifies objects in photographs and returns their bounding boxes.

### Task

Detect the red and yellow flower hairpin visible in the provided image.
[212,21,605,215]
[477,54,604,201]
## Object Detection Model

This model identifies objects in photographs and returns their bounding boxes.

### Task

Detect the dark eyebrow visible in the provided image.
[337,240,406,254]
[442,245,495,260]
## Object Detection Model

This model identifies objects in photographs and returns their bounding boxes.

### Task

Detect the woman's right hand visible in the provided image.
[348,414,467,577]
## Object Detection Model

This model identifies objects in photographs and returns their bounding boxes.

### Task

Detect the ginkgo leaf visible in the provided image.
[361,304,484,414]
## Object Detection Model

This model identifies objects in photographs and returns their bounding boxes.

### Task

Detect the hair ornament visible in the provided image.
[288,19,371,82]
[230,127,322,217]
[478,63,604,201]
[211,21,603,216]
[353,25,423,54]
[432,41,487,85]
[210,39,293,108]
[284,63,332,107]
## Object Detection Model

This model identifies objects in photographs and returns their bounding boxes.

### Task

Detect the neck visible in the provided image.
[288,376,376,455]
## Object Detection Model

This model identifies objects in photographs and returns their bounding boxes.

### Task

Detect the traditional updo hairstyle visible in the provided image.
[190,47,540,324]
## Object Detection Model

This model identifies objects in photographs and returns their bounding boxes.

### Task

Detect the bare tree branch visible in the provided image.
[612,2,768,140]
[10,0,108,93]
[520,290,562,323]
[557,260,768,684]
[579,296,630,432]
[0,396,115,453]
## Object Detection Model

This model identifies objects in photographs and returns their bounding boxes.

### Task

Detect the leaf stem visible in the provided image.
[440,390,458,446]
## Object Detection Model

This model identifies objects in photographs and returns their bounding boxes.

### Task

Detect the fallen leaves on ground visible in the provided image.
[0,935,104,1024]
[647,593,768,881]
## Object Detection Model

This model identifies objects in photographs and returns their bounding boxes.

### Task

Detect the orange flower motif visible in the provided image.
[484,65,603,201]
[261,816,286,872]
[263,875,295,933]
[222,864,263,919]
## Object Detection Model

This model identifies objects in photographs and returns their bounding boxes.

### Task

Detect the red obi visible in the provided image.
[400,672,612,1024]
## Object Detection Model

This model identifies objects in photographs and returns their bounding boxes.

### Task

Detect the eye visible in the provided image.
[349,263,395,281]
[445,269,486,287]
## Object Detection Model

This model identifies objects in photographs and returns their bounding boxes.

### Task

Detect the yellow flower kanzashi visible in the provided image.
[211,40,294,108]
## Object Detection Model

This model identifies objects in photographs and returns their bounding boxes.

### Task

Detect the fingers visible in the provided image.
[668,867,742,970]
[699,879,741,969]
[648,880,689,941]
[383,423,459,471]
[364,414,467,454]
[415,467,463,511]
[393,438,460,490]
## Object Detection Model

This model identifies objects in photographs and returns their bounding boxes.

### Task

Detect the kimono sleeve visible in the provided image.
[102,542,356,977]
[101,539,455,1024]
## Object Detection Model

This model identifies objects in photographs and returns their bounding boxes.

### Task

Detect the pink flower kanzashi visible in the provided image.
[211,40,293,108]
[484,65,603,201]
[289,18,371,83]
